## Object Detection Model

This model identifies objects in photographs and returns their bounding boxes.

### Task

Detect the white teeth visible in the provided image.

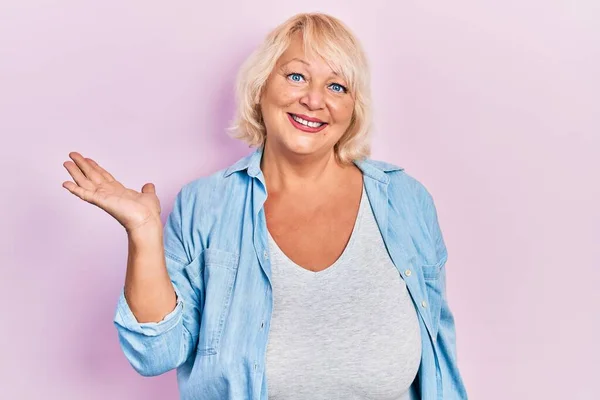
[292,114,324,128]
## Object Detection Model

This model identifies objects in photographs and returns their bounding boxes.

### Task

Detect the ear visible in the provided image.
[254,104,263,123]
[256,83,266,106]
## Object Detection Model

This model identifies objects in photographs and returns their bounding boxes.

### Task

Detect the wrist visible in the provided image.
[126,216,163,240]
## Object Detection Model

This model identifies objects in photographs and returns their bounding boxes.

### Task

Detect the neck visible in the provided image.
[260,141,348,193]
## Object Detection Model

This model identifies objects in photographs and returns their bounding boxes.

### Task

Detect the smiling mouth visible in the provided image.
[287,113,328,133]
[289,113,326,128]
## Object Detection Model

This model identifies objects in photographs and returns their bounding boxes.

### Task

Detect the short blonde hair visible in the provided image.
[228,12,372,164]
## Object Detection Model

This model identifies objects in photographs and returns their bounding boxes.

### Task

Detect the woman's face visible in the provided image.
[260,32,355,159]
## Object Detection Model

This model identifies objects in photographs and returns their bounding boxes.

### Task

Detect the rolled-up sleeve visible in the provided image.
[113,186,203,377]
[115,284,184,336]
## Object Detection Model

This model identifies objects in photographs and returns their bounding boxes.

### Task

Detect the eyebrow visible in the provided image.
[283,57,310,66]
[281,58,340,77]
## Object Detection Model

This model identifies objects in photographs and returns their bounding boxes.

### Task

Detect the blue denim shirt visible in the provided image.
[113,147,468,399]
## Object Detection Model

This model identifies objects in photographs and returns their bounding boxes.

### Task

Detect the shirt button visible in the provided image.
[260,321,264,329]
[405,269,411,276]
[421,300,428,308]
[263,250,269,259]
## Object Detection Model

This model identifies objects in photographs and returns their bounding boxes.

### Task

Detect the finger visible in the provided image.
[63,160,95,191]
[141,183,155,194]
[86,158,116,182]
[62,180,97,204]
[69,152,104,184]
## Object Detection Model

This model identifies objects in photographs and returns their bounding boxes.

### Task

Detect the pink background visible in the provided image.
[1,1,598,399]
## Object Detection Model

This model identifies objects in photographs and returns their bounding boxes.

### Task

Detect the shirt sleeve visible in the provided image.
[113,186,203,377]
[422,188,469,398]
[114,282,184,336]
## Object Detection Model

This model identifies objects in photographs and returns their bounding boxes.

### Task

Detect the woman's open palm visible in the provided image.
[62,152,162,233]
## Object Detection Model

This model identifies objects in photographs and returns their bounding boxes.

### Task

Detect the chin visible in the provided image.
[267,123,336,157]
[284,131,325,152]
[284,143,318,156]
[271,138,314,157]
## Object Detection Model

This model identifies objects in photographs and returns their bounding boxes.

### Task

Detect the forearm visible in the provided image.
[112,188,200,377]
[124,219,177,323]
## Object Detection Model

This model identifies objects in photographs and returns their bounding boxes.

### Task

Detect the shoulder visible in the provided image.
[373,160,447,258]
[176,165,244,209]
[360,157,432,202]
[389,169,433,204]
[360,157,437,221]
[360,157,404,173]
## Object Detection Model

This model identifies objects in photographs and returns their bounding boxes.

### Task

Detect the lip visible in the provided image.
[287,113,328,133]
[289,113,326,123]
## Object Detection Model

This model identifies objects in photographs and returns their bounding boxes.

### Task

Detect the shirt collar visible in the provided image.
[223,146,404,184]
[223,147,264,178]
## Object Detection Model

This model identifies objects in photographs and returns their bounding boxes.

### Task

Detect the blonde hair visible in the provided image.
[228,12,372,164]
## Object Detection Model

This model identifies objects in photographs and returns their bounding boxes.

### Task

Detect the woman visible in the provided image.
[62,13,467,400]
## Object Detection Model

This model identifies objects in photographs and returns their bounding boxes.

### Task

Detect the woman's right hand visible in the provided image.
[62,152,162,234]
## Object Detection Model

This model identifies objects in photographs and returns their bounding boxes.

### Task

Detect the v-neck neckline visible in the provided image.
[266,182,366,278]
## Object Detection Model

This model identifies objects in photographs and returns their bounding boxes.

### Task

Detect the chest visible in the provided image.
[264,188,362,272]
[183,173,443,399]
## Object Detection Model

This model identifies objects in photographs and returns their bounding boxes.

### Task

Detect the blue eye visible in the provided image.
[329,83,347,93]
[288,73,305,82]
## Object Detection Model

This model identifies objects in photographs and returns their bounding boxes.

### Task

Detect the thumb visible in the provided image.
[141,182,156,194]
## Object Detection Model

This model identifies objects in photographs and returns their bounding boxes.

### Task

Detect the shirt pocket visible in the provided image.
[196,247,240,356]
[420,257,446,340]
[421,259,444,281]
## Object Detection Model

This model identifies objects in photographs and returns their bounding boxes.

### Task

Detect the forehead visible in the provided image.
[277,31,341,78]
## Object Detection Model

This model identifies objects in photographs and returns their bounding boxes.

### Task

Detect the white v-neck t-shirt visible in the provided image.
[265,183,422,400]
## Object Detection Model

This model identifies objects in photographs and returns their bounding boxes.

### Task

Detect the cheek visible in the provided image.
[330,99,355,125]
[266,80,301,107]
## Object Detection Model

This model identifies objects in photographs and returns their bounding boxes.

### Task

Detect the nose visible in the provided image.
[299,84,325,111]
